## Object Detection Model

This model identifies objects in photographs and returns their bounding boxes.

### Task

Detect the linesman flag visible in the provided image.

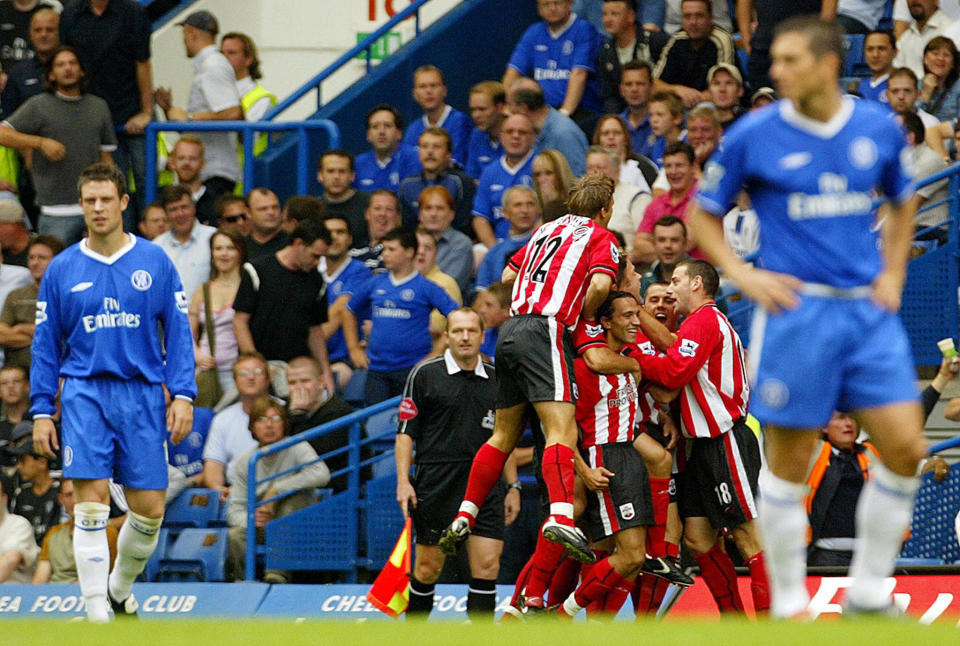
[367,517,412,617]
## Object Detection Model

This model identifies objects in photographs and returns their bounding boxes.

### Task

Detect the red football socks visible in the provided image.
[521,530,567,606]
[456,443,509,525]
[746,552,770,615]
[646,478,671,556]
[547,556,581,606]
[541,444,576,522]
[694,542,745,613]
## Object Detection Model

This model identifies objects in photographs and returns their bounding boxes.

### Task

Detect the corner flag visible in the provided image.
[367,517,412,617]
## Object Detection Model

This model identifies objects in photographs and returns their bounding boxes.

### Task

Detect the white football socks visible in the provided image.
[73,501,111,623]
[845,463,919,610]
[757,469,811,618]
[109,511,163,603]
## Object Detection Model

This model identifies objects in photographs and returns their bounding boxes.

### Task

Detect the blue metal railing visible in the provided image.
[263,0,434,120]
[244,396,401,581]
[142,119,340,205]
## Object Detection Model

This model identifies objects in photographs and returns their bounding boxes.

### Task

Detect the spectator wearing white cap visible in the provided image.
[706,63,745,130]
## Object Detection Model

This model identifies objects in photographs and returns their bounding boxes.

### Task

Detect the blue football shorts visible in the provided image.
[60,376,169,490]
[748,290,919,429]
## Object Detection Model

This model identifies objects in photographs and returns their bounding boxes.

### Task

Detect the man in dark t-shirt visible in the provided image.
[233,216,334,394]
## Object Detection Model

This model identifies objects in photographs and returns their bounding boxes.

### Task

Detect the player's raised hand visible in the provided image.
[166,398,194,444]
[871,269,905,313]
[32,418,59,460]
[733,266,802,314]
[397,481,417,518]
[582,466,614,491]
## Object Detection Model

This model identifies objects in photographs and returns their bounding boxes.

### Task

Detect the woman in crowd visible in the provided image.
[226,397,330,582]
[531,149,575,213]
[592,114,657,191]
[189,228,246,394]
[918,36,960,124]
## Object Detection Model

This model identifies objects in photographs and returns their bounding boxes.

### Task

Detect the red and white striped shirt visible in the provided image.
[575,357,639,449]
[508,214,619,328]
[640,302,749,439]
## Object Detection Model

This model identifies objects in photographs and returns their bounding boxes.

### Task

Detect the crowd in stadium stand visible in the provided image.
[0,0,956,604]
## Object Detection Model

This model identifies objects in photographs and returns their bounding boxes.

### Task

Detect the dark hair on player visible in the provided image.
[653,215,687,238]
[290,213,330,246]
[622,59,653,79]
[663,141,695,164]
[366,103,404,130]
[597,290,639,323]
[677,259,720,298]
[382,226,419,254]
[319,148,355,172]
[77,162,126,198]
[774,16,845,64]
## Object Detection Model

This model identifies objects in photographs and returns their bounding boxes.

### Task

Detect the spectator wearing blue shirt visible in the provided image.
[319,213,373,392]
[397,127,476,237]
[348,189,403,274]
[466,81,506,179]
[355,104,422,192]
[475,185,540,290]
[508,77,589,176]
[620,61,656,157]
[472,113,537,247]
[343,227,459,406]
[504,0,603,132]
[418,185,473,294]
[856,30,896,104]
[402,66,473,167]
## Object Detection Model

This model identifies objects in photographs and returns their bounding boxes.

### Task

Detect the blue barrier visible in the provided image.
[244,396,402,582]
[0,583,268,619]
[142,119,339,205]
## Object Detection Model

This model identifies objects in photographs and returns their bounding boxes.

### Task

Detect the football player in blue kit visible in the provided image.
[31,163,196,622]
[688,17,927,618]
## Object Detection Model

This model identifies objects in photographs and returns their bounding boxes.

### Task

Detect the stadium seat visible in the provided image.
[342,370,368,406]
[265,491,358,574]
[895,557,945,566]
[900,465,960,563]
[140,527,171,582]
[164,488,222,530]
[363,474,406,570]
[156,527,229,582]
[842,34,870,77]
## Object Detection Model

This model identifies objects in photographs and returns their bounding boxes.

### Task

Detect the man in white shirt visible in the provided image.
[893,0,953,79]
[152,184,216,302]
[154,10,242,201]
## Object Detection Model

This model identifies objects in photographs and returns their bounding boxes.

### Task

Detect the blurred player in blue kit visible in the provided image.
[689,17,927,618]
[30,163,196,622]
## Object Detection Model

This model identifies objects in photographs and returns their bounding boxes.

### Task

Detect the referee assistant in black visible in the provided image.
[396,308,520,620]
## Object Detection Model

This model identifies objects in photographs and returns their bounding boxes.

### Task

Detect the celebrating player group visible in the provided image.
[432,15,926,621]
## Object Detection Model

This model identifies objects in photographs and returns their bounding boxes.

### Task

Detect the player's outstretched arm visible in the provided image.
[688,205,801,313]
[873,195,921,313]
[583,272,614,322]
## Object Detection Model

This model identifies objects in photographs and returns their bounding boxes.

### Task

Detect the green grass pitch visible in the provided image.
[2,616,957,645]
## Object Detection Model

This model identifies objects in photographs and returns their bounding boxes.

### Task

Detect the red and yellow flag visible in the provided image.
[367,517,412,617]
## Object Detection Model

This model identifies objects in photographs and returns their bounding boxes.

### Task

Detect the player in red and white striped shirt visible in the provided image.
[640,259,770,615]
[440,175,620,564]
